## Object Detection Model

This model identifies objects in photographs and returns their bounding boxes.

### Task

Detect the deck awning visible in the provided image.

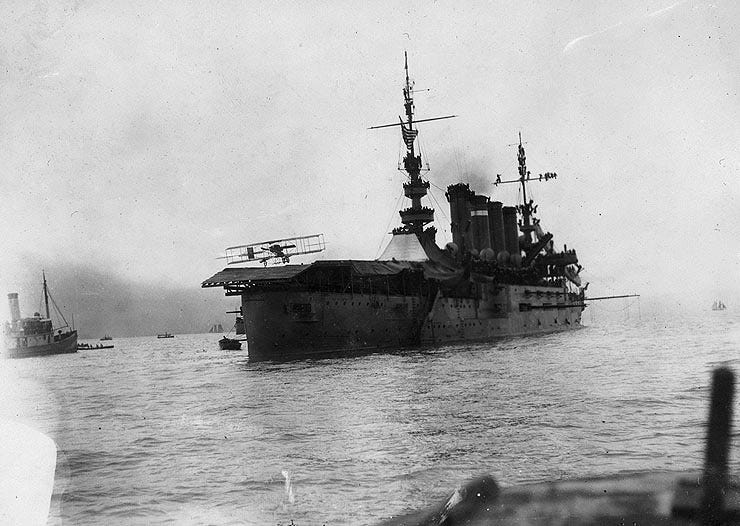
[378,232,429,262]
[201,265,310,287]
[309,260,416,275]
[202,256,463,289]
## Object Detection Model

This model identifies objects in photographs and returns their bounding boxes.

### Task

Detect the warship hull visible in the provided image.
[203,56,589,362]
[240,283,582,361]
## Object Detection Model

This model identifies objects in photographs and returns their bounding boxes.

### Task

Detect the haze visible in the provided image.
[1,0,738,336]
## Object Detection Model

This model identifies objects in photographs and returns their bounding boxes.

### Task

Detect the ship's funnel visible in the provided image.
[8,293,20,322]
[487,201,505,255]
[502,206,520,263]
[446,183,474,254]
[469,194,491,253]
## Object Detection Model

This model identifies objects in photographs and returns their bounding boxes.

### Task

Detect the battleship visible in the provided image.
[202,55,586,361]
[3,272,78,359]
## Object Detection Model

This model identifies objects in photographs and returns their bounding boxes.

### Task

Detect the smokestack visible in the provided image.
[470,194,491,252]
[8,293,20,322]
[446,183,474,253]
[502,206,520,261]
[487,201,505,254]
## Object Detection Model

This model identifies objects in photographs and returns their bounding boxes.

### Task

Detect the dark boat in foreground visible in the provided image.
[380,367,739,525]
[3,273,78,359]
[203,55,587,361]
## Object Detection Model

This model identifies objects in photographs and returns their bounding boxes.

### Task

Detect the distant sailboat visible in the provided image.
[712,300,727,311]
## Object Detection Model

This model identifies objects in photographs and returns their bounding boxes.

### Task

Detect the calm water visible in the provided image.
[1,311,739,525]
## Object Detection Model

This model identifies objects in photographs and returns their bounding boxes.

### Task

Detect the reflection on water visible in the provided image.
[0,313,737,525]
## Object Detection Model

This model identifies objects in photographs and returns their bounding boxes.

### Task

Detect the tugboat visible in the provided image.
[3,272,78,359]
[202,54,587,361]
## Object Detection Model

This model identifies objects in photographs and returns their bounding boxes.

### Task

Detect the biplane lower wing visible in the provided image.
[224,233,326,265]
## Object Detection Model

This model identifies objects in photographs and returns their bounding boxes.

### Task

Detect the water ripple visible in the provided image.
[3,314,737,525]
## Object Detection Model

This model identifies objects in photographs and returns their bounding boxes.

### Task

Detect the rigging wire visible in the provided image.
[429,180,447,194]
[428,192,451,243]
[397,135,404,172]
[454,145,462,182]
[417,134,431,173]
[374,190,406,259]
[47,288,70,328]
[427,185,450,228]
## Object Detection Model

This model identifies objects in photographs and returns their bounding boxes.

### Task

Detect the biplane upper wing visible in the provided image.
[224,233,325,265]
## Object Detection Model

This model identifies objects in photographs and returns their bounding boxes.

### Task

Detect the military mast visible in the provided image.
[517,133,535,245]
[495,133,558,246]
[397,52,435,235]
[369,53,456,236]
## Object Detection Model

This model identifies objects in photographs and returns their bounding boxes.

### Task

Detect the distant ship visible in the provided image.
[157,332,174,339]
[203,54,586,361]
[100,334,113,341]
[3,273,78,359]
[712,300,727,311]
[208,323,224,333]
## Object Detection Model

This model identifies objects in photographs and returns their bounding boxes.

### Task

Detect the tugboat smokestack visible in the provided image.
[7,293,20,322]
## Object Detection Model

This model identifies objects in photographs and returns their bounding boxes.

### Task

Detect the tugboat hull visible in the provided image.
[4,331,78,359]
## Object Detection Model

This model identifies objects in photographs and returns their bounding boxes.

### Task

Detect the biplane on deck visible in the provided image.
[222,234,326,266]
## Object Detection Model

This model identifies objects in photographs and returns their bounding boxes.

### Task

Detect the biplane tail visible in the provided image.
[222,234,326,266]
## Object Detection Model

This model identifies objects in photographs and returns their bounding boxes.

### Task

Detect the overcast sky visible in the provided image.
[1,0,738,316]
